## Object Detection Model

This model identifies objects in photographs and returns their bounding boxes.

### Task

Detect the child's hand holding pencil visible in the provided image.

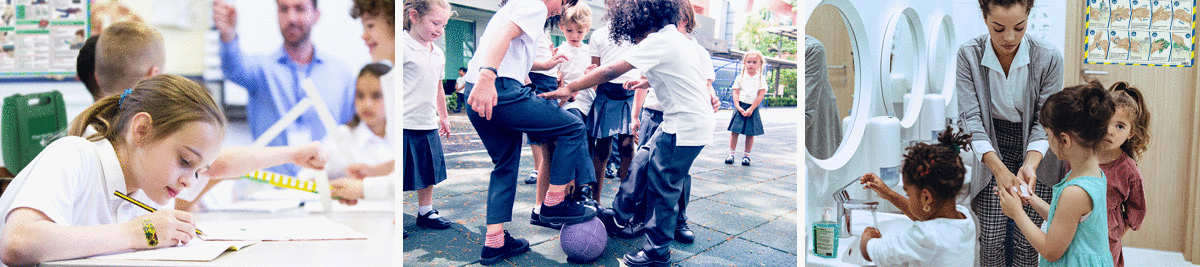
[129,210,200,249]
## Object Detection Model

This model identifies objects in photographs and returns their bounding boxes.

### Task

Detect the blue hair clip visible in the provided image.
[119,88,133,107]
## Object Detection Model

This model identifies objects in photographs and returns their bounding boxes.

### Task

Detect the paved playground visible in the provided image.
[402,107,799,266]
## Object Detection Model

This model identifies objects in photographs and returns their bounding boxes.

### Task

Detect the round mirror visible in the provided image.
[879,8,926,127]
[927,15,955,106]
[804,0,873,169]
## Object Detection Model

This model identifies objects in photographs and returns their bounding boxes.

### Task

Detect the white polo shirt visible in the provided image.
[0,137,157,235]
[531,34,558,77]
[733,72,767,104]
[559,42,595,114]
[403,31,444,131]
[624,25,715,147]
[590,24,642,84]
[465,0,547,82]
[308,124,395,180]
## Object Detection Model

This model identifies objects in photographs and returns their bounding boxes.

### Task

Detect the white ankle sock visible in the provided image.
[419,205,440,218]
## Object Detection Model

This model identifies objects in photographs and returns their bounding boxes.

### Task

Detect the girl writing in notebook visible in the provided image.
[0,75,221,266]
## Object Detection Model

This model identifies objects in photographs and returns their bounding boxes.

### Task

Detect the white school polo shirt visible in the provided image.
[298,124,396,201]
[559,42,595,114]
[312,124,395,180]
[531,34,559,77]
[733,72,767,104]
[0,137,156,236]
[624,25,715,147]
[589,24,642,84]
[464,0,547,82]
[403,31,444,131]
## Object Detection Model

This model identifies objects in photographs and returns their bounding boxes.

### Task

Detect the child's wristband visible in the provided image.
[142,218,158,247]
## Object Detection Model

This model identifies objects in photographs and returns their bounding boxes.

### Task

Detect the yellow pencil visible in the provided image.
[113,191,205,236]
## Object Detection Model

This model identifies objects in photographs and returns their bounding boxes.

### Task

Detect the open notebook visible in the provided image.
[303,199,394,213]
[196,217,367,241]
[89,240,258,261]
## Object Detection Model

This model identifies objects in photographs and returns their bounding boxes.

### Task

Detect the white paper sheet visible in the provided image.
[196,217,367,241]
[204,200,303,213]
[90,240,258,261]
[303,200,394,213]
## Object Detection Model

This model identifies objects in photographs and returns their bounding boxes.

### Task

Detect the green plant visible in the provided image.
[766,96,797,107]
[445,94,458,112]
[735,9,797,61]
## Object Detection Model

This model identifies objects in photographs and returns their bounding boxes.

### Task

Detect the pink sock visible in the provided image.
[544,191,566,207]
[484,231,504,248]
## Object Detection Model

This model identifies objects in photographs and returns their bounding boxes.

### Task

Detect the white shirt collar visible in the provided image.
[981,36,1031,74]
[403,31,433,53]
[352,123,387,148]
[94,139,138,201]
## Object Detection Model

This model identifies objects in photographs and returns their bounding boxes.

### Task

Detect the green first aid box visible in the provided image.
[2,91,68,175]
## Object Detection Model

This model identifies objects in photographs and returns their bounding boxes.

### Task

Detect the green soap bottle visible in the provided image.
[813,207,838,258]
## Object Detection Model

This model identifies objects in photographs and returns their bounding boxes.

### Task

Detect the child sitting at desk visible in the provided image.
[0,75,218,266]
[79,21,327,213]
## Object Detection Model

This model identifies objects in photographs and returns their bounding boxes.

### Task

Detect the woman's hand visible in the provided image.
[468,77,498,120]
[1016,164,1038,195]
[439,118,452,138]
[130,210,197,250]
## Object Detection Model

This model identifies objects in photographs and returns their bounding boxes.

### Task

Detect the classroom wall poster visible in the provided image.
[0,0,88,76]
[1086,0,1195,67]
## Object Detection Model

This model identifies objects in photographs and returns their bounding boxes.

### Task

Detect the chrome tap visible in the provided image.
[834,177,879,238]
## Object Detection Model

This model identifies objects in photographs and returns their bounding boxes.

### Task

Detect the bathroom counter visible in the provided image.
[805,211,912,267]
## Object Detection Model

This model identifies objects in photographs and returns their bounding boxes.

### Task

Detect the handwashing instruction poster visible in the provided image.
[0,0,88,76]
[1086,0,1196,67]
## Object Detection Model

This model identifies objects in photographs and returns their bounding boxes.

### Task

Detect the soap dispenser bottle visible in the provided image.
[813,207,839,258]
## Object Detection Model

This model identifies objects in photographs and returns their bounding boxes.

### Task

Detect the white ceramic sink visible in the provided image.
[841,212,914,266]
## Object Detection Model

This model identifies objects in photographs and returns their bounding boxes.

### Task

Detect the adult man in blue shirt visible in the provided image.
[214,0,355,175]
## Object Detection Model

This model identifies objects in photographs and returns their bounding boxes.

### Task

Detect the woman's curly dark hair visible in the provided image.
[607,0,683,44]
[1040,80,1115,150]
[902,126,972,200]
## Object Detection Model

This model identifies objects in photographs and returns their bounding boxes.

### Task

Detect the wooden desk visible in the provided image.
[41,208,396,266]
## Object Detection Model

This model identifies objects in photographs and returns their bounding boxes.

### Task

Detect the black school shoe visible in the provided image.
[724,154,735,164]
[741,156,751,166]
[621,247,671,267]
[539,199,597,224]
[529,212,563,230]
[524,171,538,184]
[598,208,643,239]
[417,209,452,230]
[479,231,529,265]
[572,183,600,210]
[675,222,695,243]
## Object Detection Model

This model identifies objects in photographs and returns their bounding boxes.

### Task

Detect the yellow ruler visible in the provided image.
[241,171,318,194]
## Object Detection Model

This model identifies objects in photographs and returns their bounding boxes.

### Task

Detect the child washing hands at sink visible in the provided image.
[857,126,977,266]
